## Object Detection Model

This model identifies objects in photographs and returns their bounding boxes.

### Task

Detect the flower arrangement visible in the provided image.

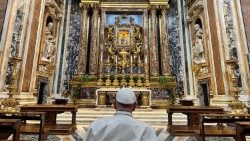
[157,75,176,105]
[71,85,81,104]
[158,75,170,85]
[77,74,91,83]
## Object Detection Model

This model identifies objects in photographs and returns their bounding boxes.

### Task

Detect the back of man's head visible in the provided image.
[114,88,136,112]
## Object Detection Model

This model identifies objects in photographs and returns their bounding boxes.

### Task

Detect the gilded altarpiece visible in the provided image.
[67,1,183,107]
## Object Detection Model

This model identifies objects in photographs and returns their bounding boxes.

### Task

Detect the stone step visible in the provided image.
[58,113,186,120]
[56,108,187,128]
[57,119,185,123]
[59,114,185,118]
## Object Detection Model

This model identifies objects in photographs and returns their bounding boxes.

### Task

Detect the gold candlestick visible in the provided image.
[105,56,111,87]
[119,48,128,87]
[136,57,143,87]
[144,57,150,87]
[97,62,104,86]
[113,55,119,86]
[98,45,104,86]
[225,56,246,114]
[1,56,22,112]
[129,54,135,87]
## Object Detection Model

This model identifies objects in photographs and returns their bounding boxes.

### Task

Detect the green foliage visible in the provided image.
[141,77,145,83]
[125,75,130,82]
[72,86,81,103]
[78,74,90,83]
[158,75,170,85]
[110,74,115,81]
[133,76,138,82]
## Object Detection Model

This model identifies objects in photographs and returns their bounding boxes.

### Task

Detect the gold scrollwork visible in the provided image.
[98,92,106,105]
[141,92,149,106]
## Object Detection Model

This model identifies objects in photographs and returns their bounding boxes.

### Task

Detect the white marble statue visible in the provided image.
[42,22,56,62]
[193,24,205,64]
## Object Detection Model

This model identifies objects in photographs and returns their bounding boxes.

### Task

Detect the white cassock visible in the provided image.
[84,111,157,141]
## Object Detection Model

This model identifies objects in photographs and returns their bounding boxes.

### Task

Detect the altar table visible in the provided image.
[96,88,152,107]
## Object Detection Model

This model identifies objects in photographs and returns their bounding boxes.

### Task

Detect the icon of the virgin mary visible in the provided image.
[120,34,127,45]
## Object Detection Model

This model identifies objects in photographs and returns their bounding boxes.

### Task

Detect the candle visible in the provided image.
[116,55,118,64]
[100,52,103,62]
[131,55,133,64]
[100,45,103,62]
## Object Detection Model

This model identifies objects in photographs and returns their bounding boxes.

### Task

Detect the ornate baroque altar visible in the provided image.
[69,0,177,108]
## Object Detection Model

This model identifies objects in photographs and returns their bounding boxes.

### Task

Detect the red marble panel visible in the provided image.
[22,0,42,92]
[207,0,225,95]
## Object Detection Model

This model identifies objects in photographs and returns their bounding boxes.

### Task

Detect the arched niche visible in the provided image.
[194,18,202,29]
[45,15,55,36]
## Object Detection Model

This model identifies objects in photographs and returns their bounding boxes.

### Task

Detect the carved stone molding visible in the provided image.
[187,0,204,20]
[186,15,192,24]
[149,0,169,5]
[187,0,196,8]
[159,4,169,12]
[46,0,63,20]
[80,3,90,12]
[91,3,101,11]
[149,5,157,13]
[81,0,100,4]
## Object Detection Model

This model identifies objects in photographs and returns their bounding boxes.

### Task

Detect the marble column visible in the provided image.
[77,4,89,74]
[89,4,100,75]
[99,9,105,72]
[160,5,171,75]
[143,10,149,75]
[149,5,160,77]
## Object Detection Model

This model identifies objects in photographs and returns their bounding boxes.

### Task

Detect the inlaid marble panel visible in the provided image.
[224,0,237,53]
[224,0,242,87]
[5,8,24,86]
[73,87,97,99]
[64,1,81,90]
[57,0,69,94]
[151,88,172,100]
[168,0,184,95]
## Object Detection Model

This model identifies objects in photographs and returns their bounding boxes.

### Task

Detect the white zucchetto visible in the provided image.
[116,88,136,104]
